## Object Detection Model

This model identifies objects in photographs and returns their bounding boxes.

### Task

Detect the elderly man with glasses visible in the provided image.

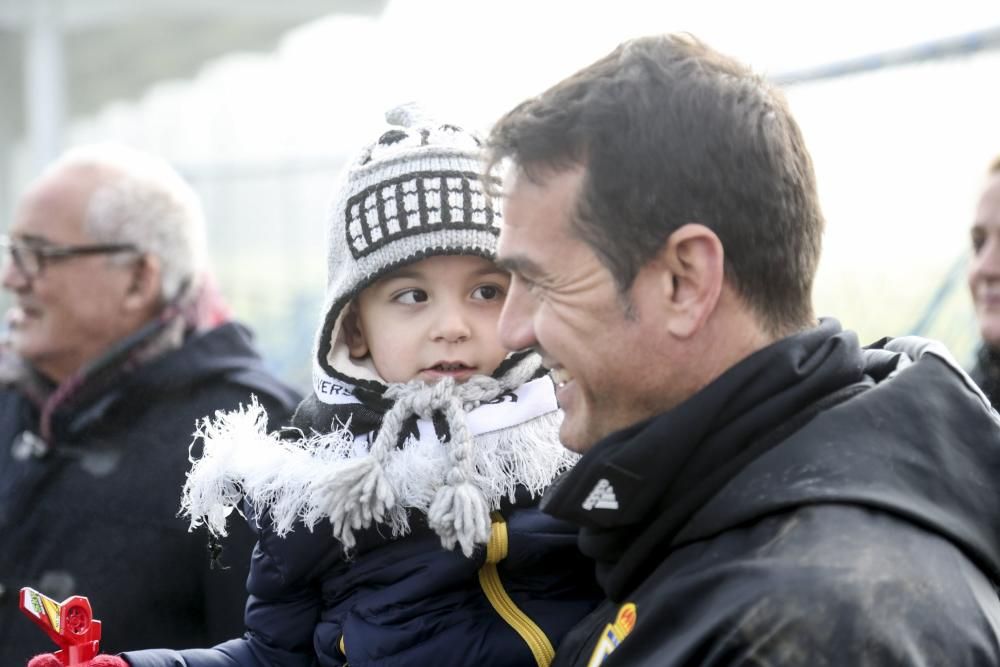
[0,145,301,664]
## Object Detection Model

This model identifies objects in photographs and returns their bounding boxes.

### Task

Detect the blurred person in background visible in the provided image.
[0,144,301,663]
[968,154,1000,407]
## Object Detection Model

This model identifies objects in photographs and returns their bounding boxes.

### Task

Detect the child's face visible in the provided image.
[345,254,511,384]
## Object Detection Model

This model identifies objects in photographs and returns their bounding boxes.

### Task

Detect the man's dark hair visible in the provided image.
[486,33,823,335]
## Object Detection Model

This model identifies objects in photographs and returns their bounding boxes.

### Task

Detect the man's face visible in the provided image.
[496,166,675,452]
[970,172,1000,347]
[346,254,512,384]
[2,167,142,382]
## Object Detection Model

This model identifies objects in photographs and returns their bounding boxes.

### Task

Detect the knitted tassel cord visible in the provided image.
[383,362,541,555]
[307,454,395,550]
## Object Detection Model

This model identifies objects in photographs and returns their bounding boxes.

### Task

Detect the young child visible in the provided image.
[32,108,600,667]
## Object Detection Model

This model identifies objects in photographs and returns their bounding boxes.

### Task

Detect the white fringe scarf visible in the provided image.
[181,362,575,558]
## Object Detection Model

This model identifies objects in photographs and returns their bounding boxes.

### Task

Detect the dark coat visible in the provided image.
[123,410,601,666]
[0,322,300,664]
[545,321,1000,666]
[970,343,1000,409]
[124,500,599,667]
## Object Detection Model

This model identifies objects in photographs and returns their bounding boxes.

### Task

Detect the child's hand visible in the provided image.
[28,654,128,667]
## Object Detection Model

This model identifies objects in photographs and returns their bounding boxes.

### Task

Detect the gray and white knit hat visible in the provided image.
[315,105,503,394]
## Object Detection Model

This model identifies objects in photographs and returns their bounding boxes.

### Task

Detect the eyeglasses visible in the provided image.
[0,234,141,279]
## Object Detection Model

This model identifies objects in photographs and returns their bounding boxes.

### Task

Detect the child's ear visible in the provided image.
[342,303,370,359]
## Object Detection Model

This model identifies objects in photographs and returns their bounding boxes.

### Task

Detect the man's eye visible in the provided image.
[973,230,986,254]
[472,284,505,301]
[522,275,545,294]
[394,289,428,304]
[512,273,535,290]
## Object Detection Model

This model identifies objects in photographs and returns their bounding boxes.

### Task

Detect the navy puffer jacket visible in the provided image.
[124,487,601,666]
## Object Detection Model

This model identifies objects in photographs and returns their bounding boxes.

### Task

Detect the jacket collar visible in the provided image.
[541,318,866,599]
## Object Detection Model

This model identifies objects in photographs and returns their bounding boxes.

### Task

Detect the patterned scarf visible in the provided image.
[182,358,575,559]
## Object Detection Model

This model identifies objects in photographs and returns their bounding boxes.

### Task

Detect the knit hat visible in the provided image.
[314,105,504,397]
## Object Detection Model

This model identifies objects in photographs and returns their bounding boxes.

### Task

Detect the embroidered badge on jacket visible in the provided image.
[586,602,636,666]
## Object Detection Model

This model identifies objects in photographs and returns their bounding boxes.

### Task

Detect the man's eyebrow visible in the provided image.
[16,234,54,246]
[495,255,544,277]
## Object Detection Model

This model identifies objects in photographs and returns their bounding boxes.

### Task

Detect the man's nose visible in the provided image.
[0,253,29,291]
[497,278,536,352]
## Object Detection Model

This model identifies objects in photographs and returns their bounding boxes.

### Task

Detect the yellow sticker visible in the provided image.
[41,595,61,633]
[586,602,637,667]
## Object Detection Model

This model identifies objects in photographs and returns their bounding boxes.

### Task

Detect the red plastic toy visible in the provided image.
[20,587,102,666]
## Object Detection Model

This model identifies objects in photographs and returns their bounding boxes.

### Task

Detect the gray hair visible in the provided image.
[53,144,208,303]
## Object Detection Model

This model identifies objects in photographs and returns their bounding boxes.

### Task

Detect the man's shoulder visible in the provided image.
[157,321,301,412]
[604,503,1000,666]
[660,501,996,598]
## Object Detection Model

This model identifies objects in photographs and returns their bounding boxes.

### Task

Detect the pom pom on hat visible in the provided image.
[384,102,427,127]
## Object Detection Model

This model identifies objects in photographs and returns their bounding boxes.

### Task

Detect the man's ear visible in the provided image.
[659,223,724,338]
[342,303,370,359]
[122,254,163,314]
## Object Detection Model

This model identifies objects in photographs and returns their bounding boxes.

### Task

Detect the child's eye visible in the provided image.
[394,288,428,304]
[472,284,505,301]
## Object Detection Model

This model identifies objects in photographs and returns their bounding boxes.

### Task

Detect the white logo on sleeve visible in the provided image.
[582,478,619,510]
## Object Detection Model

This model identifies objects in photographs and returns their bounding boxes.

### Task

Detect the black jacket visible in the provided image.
[124,499,599,667]
[545,320,1000,666]
[0,322,300,664]
[970,343,1000,410]
[122,379,601,666]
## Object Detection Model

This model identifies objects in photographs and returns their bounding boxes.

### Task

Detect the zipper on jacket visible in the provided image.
[338,633,348,666]
[478,512,556,667]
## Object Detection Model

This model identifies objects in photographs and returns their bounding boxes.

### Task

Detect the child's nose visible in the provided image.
[431,308,472,343]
